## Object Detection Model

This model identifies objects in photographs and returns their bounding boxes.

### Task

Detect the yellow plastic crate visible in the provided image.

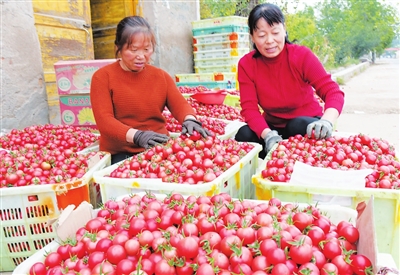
[251,175,400,267]
[94,143,262,202]
[224,94,240,108]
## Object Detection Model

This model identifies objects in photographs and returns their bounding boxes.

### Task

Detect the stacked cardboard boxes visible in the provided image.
[54,59,116,127]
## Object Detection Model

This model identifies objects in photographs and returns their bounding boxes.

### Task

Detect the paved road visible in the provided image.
[335,58,400,154]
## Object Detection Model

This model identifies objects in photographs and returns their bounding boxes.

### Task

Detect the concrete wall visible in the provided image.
[1,1,49,130]
[142,1,199,76]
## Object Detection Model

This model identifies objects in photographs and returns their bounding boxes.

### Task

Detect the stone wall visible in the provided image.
[1,1,49,130]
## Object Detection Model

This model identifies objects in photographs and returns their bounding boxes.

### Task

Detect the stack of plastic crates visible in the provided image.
[175,16,251,91]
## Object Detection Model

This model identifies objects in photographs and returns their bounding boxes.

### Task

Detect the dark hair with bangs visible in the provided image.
[248,3,292,58]
[114,16,156,58]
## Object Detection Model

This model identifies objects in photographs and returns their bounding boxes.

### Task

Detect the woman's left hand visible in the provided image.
[182,119,212,138]
[306,119,333,139]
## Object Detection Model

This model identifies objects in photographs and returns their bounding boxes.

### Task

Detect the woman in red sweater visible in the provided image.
[90,16,209,164]
[235,3,345,158]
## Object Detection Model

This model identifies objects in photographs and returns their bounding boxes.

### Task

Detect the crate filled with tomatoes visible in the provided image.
[252,132,400,267]
[12,192,398,275]
[0,124,111,272]
[163,111,244,140]
[93,135,262,202]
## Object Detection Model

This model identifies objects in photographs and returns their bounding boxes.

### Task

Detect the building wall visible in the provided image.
[143,1,199,76]
[1,1,49,130]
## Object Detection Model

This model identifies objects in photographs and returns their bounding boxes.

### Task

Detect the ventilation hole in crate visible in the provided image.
[26,204,50,218]
[2,224,27,238]
[34,237,54,250]
[13,255,29,266]
[29,222,54,235]
[0,208,23,220]
[224,181,228,188]
[27,194,39,201]
[8,241,30,253]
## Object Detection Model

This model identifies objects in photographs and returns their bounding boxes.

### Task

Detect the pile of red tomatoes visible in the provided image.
[108,135,254,184]
[29,192,373,275]
[0,124,100,187]
[261,134,399,189]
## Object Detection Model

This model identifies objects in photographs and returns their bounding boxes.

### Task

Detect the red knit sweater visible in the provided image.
[90,61,195,154]
[238,43,345,138]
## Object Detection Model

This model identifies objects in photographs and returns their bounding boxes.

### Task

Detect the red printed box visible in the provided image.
[59,95,96,127]
[54,59,116,95]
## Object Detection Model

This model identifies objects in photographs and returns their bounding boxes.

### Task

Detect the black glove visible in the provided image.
[133,130,169,149]
[263,130,283,155]
[181,118,212,138]
[306,119,333,139]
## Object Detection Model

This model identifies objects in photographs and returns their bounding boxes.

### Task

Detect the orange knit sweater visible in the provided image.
[90,61,195,155]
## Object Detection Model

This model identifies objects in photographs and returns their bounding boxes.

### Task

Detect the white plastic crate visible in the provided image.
[169,119,245,140]
[195,64,238,73]
[175,72,236,83]
[191,16,247,29]
[194,40,250,52]
[93,143,262,202]
[193,32,249,45]
[195,56,241,67]
[193,48,249,60]
[192,25,249,36]
[0,152,111,272]
[12,196,399,275]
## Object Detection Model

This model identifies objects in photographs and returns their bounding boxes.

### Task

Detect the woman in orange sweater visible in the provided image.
[91,16,209,164]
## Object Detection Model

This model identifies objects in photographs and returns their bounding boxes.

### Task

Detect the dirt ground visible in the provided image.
[335,57,400,153]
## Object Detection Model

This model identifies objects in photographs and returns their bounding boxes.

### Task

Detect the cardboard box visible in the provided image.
[54,59,116,95]
[59,94,95,127]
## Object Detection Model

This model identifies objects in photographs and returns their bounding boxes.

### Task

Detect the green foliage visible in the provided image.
[318,0,398,64]
[198,0,398,68]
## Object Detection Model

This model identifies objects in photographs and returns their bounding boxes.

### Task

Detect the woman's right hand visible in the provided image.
[263,130,282,154]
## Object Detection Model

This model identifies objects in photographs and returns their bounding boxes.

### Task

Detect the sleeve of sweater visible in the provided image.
[90,67,131,142]
[298,46,345,114]
[238,53,270,138]
[164,71,197,123]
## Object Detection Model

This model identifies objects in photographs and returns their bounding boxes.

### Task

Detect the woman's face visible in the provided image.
[251,18,286,58]
[120,32,154,72]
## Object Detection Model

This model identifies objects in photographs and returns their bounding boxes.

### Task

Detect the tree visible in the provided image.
[286,7,336,68]
[318,0,398,63]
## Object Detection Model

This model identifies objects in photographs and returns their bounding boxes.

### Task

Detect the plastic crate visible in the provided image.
[191,16,247,29]
[194,40,250,52]
[224,94,241,108]
[175,72,236,83]
[251,175,400,267]
[193,48,249,60]
[93,143,262,202]
[12,196,399,275]
[176,80,236,90]
[193,32,249,45]
[192,25,249,36]
[195,57,241,68]
[0,152,111,272]
[169,119,245,141]
[195,64,238,73]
